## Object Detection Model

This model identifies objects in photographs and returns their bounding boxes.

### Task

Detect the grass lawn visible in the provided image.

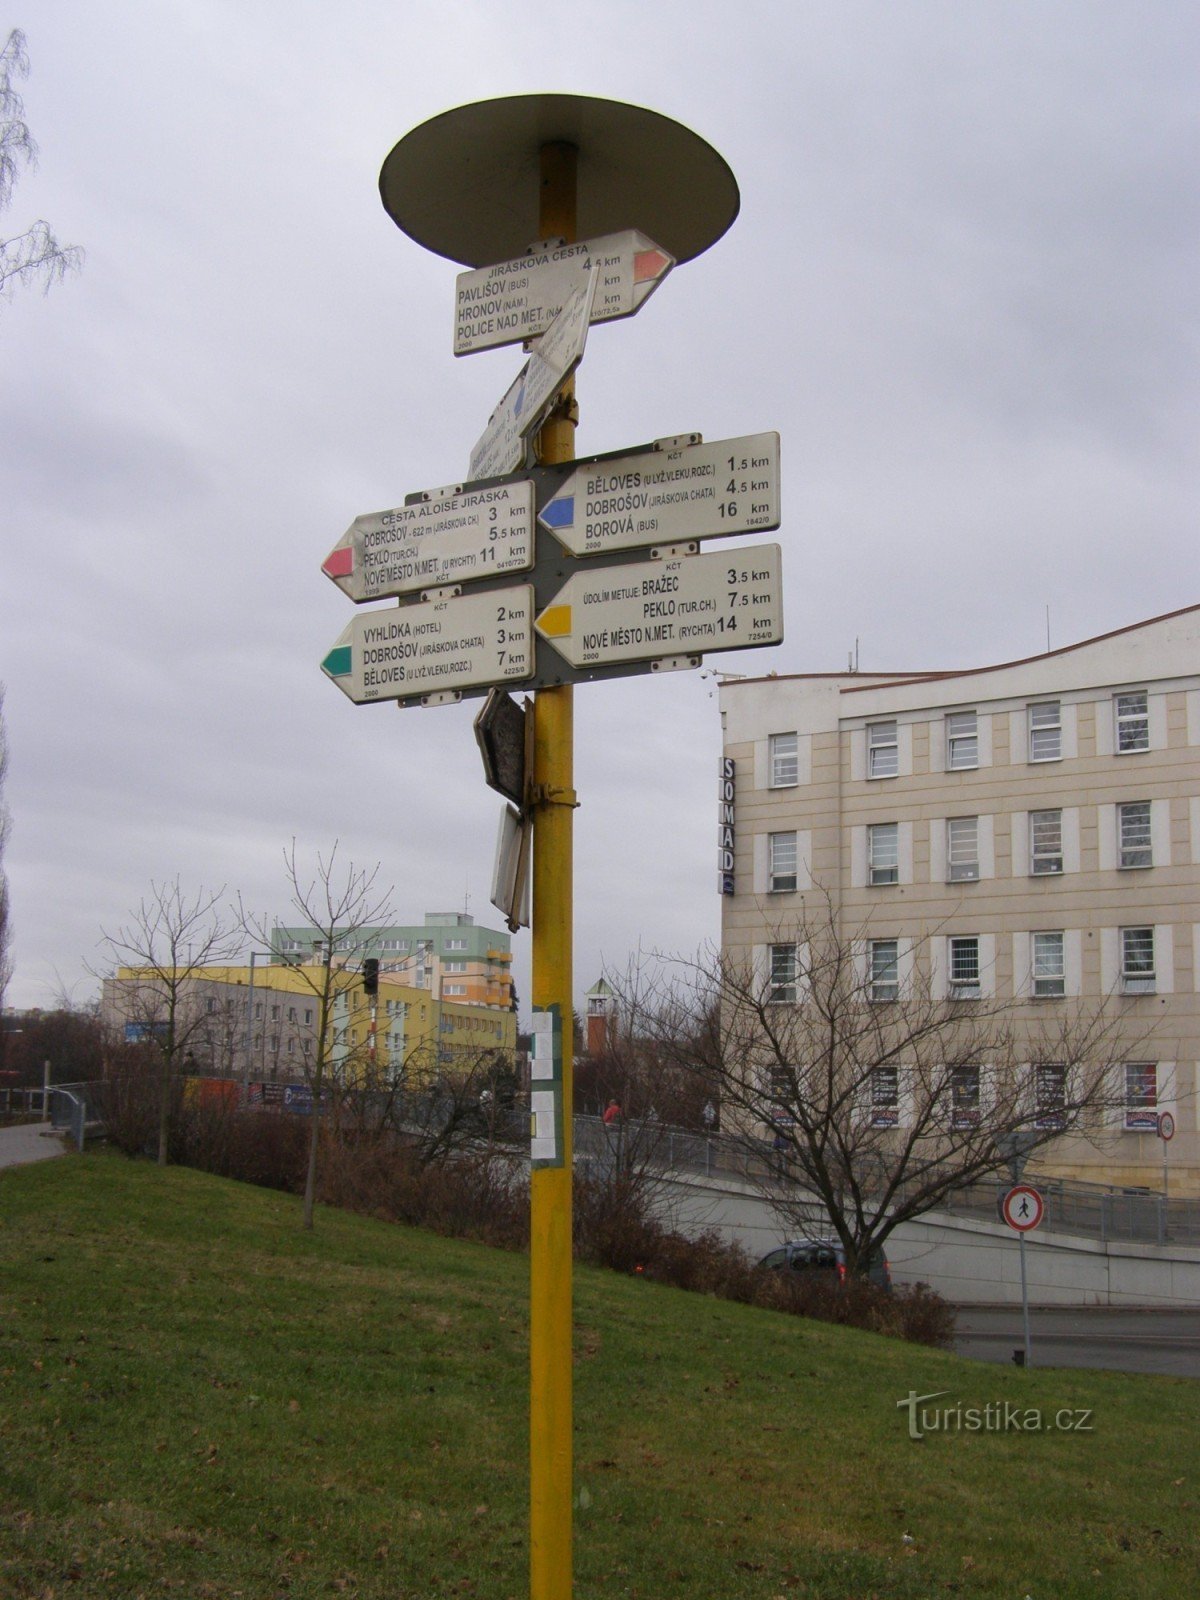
[0,1150,1197,1599]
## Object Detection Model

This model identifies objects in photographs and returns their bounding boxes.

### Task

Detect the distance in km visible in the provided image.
[323,480,535,603]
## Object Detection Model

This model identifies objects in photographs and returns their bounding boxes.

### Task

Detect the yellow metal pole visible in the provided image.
[530,138,577,1600]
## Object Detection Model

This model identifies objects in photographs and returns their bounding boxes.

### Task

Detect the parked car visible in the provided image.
[759,1238,892,1291]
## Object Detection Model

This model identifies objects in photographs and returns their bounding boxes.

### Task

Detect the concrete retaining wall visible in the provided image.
[655,1171,1200,1307]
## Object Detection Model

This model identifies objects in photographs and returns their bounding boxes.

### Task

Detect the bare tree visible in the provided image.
[0,31,82,299]
[242,842,394,1230]
[630,902,1139,1276]
[98,881,243,1166]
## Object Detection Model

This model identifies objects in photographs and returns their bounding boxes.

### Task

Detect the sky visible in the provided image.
[2,1,1196,1019]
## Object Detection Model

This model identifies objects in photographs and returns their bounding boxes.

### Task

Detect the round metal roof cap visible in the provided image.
[379,93,739,267]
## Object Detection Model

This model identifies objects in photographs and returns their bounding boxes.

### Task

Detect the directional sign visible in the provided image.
[321,587,534,705]
[539,432,780,557]
[535,545,783,669]
[454,230,674,356]
[1001,1185,1045,1233]
[469,273,598,482]
[322,479,534,603]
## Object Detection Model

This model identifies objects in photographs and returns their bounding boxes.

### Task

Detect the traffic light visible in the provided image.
[362,958,379,995]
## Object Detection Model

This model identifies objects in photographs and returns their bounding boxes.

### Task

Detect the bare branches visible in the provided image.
[241,841,395,1230]
[0,30,82,301]
[97,879,242,1166]
[620,902,1143,1274]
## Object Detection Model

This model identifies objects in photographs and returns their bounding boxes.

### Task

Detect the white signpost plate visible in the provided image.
[454,230,674,356]
[469,274,598,482]
[535,544,783,669]
[321,587,535,704]
[321,480,534,603]
[539,432,781,557]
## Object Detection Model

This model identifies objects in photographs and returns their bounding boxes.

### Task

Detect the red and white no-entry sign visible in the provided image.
[1001,1185,1045,1232]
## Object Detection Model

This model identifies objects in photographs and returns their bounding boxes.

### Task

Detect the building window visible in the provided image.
[445,984,466,996]
[769,732,799,788]
[1030,809,1063,876]
[768,944,797,1004]
[444,960,468,973]
[254,1001,263,1020]
[869,939,899,1002]
[1034,1063,1067,1129]
[270,1004,280,1021]
[946,711,978,770]
[949,936,980,998]
[867,720,898,779]
[205,998,216,1014]
[1118,801,1152,869]
[868,822,899,885]
[871,1066,899,1127]
[1032,931,1065,998]
[1028,701,1062,762]
[1120,927,1156,993]
[446,939,468,951]
[1123,1063,1158,1131]
[950,1065,980,1129]
[286,1038,294,1055]
[946,816,979,882]
[768,831,798,892]
[287,1007,296,1023]
[1115,691,1149,753]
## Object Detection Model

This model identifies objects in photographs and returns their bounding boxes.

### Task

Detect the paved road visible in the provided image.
[0,1122,69,1170]
[955,1306,1200,1378]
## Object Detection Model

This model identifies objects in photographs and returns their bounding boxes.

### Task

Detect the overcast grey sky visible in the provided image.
[2,1,1196,1015]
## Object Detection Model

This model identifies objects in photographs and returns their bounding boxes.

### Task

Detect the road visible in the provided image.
[0,1122,68,1170]
[955,1306,1200,1378]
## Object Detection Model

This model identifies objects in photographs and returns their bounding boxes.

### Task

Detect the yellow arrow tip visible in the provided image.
[537,604,572,639]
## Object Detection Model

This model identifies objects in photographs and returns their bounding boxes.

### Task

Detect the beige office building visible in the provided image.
[719,603,1200,1195]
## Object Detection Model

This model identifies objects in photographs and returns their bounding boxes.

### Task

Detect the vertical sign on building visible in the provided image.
[718,757,736,894]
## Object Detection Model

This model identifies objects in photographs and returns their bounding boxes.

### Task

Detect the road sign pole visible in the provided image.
[1018,1230,1034,1367]
[530,136,576,1600]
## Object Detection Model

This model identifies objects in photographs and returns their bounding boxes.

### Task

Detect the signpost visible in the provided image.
[538,431,780,556]
[1159,1110,1175,1203]
[469,273,598,481]
[1001,1182,1044,1368]
[321,586,535,705]
[534,544,783,669]
[322,479,535,603]
[355,93,746,1600]
[454,229,674,355]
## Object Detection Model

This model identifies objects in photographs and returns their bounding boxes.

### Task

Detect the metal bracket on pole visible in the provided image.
[530,784,580,809]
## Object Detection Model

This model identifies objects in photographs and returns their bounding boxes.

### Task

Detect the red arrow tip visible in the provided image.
[323,545,353,579]
[634,248,672,284]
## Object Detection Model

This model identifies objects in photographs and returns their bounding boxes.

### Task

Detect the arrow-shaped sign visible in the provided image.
[535,545,784,670]
[538,432,781,557]
[321,587,535,706]
[468,272,598,483]
[322,479,535,603]
[454,230,674,356]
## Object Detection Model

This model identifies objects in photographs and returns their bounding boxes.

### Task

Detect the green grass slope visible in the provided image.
[0,1151,1196,1599]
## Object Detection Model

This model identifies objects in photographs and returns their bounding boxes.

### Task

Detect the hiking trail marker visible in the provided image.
[534,544,783,669]
[454,229,673,355]
[322,479,535,603]
[538,431,780,556]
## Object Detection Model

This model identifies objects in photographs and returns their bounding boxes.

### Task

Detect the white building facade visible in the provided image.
[719,604,1200,1195]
